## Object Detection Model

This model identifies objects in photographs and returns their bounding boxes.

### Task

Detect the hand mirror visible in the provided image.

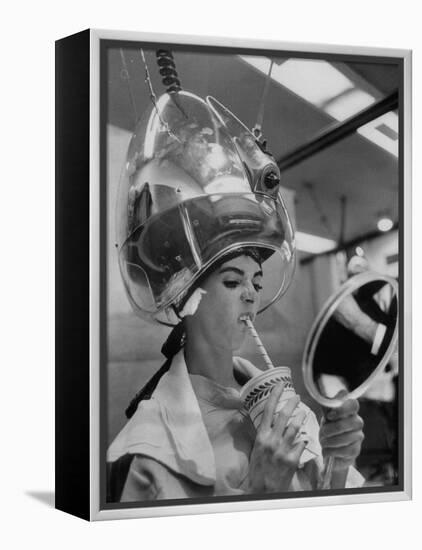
[302,271,398,409]
[301,270,398,488]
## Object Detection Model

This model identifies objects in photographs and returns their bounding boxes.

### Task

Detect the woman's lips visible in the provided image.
[239,313,254,323]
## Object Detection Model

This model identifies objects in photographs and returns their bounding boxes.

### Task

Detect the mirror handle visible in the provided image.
[319,456,335,490]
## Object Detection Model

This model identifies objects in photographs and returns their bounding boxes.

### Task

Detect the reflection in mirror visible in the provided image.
[312,280,398,399]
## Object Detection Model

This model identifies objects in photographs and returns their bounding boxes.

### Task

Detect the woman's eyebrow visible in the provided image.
[218,266,263,278]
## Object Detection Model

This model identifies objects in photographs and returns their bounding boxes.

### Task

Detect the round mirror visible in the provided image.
[302,271,398,408]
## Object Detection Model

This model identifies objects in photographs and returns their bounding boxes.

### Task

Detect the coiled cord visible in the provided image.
[156,49,182,94]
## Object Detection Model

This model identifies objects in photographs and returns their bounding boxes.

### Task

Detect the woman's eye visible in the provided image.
[223,281,240,289]
[223,280,262,291]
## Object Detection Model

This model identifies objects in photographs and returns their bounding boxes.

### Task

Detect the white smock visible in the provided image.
[107,350,364,501]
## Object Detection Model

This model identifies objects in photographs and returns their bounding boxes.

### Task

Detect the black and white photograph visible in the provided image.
[99,34,409,516]
[3,0,421,544]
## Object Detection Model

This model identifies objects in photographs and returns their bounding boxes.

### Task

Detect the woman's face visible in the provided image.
[192,254,263,351]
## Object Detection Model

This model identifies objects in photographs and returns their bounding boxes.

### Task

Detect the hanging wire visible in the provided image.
[252,59,274,142]
[339,194,347,246]
[139,49,181,143]
[303,181,337,240]
[119,49,139,126]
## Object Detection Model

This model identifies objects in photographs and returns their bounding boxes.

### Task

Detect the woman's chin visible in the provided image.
[231,331,247,352]
[213,323,247,352]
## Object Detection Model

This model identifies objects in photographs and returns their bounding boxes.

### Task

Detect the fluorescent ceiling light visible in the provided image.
[380,111,398,132]
[241,56,353,106]
[241,56,271,74]
[325,89,376,121]
[296,231,337,254]
[275,59,353,105]
[357,111,399,157]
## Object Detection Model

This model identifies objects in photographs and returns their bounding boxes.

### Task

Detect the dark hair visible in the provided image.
[176,246,263,313]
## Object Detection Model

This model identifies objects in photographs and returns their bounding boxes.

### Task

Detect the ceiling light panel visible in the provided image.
[241,56,354,106]
[357,111,399,157]
[273,59,354,105]
[296,231,337,254]
[325,89,376,121]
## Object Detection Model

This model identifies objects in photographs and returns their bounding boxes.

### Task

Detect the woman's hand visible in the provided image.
[248,383,308,493]
[319,394,364,483]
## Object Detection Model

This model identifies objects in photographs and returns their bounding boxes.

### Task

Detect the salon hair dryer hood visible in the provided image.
[116,91,295,324]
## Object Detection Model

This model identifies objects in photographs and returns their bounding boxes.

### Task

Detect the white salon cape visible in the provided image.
[107,351,364,501]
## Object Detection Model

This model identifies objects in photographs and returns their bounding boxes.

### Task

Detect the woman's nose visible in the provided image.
[241,284,256,303]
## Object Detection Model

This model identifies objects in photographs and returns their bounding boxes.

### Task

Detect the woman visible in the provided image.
[107,90,364,501]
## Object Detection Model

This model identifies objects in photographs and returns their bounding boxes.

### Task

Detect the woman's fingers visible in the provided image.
[275,405,306,442]
[325,398,359,421]
[320,414,364,440]
[272,395,300,436]
[320,429,364,449]
[320,400,364,464]
[259,382,285,432]
[275,439,308,467]
[322,440,363,460]
[291,439,308,461]
[250,390,308,490]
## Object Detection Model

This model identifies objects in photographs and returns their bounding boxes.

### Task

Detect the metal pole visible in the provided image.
[277,91,399,172]
[339,195,347,246]
[300,222,399,266]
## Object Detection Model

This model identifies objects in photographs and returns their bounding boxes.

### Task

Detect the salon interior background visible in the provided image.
[106,47,399,442]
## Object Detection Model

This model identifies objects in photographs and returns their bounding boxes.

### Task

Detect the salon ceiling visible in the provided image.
[107,47,399,253]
